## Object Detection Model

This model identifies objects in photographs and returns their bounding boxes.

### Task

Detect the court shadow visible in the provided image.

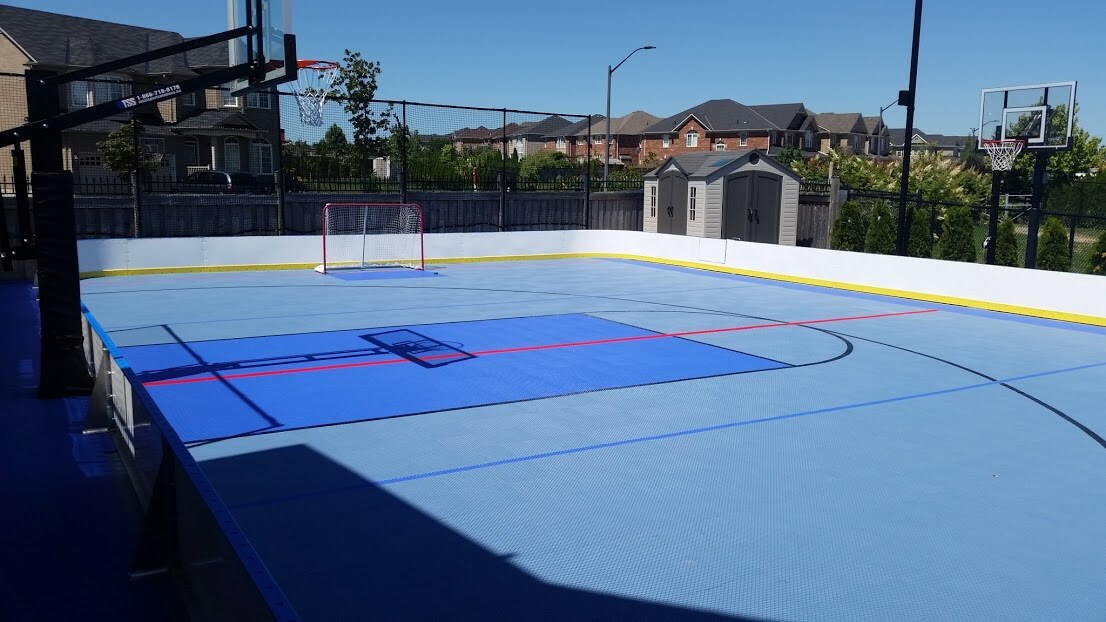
[361,329,475,369]
[199,445,771,621]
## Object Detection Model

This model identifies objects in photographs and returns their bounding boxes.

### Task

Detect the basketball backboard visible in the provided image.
[228,0,296,95]
[978,81,1076,150]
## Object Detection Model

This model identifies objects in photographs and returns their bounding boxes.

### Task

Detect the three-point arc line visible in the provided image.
[143,308,937,387]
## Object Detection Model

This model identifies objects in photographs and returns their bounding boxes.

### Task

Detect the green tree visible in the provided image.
[331,50,392,156]
[994,215,1020,267]
[518,150,572,181]
[1036,216,1071,271]
[830,201,867,252]
[864,202,897,254]
[1007,108,1106,192]
[1088,229,1106,275]
[97,120,159,179]
[316,123,349,154]
[937,205,977,262]
[774,147,803,169]
[907,207,934,258]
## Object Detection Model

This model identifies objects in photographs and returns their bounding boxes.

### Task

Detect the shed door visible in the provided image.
[657,169,688,235]
[723,172,751,240]
[751,172,781,243]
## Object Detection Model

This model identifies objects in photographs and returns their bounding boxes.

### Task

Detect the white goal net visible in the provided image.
[315,203,425,273]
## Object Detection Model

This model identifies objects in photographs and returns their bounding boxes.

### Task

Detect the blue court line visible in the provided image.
[226,357,1106,512]
[604,258,1106,336]
[371,359,1106,487]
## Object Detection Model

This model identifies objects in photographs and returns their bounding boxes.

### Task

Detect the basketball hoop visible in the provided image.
[981,139,1025,172]
[291,60,340,127]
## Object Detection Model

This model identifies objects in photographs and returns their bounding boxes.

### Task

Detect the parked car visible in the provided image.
[176,171,275,194]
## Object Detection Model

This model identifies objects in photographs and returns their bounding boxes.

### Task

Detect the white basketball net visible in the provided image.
[292,61,339,127]
[981,139,1024,172]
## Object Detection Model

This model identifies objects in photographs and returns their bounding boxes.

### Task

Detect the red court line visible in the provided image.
[143,308,936,387]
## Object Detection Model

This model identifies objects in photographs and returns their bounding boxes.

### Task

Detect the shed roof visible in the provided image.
[644,150,798,182]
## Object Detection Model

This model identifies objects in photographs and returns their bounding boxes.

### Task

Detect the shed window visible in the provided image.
[649,185,657,218]
[688,186,697,221]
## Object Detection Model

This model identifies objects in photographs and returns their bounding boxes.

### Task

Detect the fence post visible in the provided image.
[12,144,32,252]
[400,101,408,204]
[1069,183,1084,257]
[584,115,591,229]
[130,112,142,238]
[275,170,285,235]
[826,177,842,244]
[499,109,507,232]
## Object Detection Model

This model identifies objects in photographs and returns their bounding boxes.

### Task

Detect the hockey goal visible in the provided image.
[315,203,425,273]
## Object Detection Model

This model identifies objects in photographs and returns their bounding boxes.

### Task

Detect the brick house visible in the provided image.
[815,112,872,154]
[889,129,974,158]
[544,115,602,162]
[640,99,821,159]
[0,5,282,184]
[573,111,661,167]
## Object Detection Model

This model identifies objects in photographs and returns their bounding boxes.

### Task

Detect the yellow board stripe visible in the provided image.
[80,252,1106,327]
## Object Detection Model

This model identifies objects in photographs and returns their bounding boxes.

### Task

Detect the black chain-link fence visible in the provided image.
[806,177,1106,275]
[1,72,645,242]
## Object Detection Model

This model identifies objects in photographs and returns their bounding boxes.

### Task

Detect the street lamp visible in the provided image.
[605,45,655,190]
[877,98,896,156]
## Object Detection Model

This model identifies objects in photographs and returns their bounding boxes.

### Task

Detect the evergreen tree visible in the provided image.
[937,206,977,262]
[864,202,896,254]
[994,215,1020,267]
[830,201,867,252]
[906,207,934,258]
[1036,216,1071,271]
[1088,229,1106,275]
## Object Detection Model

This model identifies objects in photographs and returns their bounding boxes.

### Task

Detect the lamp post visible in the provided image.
[878,98,896,156]
[605,45,655,190]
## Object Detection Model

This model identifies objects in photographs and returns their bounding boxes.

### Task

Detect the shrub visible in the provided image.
[864,202,897,254]
[830,201,867,252]
[1089,229,1106,275]
[907,207,934,258]
[994,215,1020,267]
[1035,216,1071,271]
[937,205,977,262]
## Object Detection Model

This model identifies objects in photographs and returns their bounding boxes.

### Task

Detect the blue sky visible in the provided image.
[12,0,1106,140]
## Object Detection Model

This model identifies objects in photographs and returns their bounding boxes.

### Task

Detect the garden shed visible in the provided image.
[643,151,799,244]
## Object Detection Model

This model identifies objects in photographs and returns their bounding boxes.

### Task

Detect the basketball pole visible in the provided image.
[1024,152,1048,269]
[986,170,1000,264]
[896,0,923,256]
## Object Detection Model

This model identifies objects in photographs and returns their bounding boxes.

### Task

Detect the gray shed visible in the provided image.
[643,151,799,244]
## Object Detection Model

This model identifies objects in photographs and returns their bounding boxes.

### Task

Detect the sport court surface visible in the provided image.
[81,257,1106,621]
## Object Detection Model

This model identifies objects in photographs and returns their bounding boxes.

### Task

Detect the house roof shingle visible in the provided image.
[816,112,866,134]
[888,128,973,148]
[0,4,228,74]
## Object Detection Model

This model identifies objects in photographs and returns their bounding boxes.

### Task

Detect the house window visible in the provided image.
[662,134,670,148]
[739,132,748,146]
[852,136,861,152]
[224,136,241,171]
[714,141,726,152]
[69,78,130,108]
[222,85,240,108]
[182,91,196,106]
[804,131,814,149]
[183,139,200,166]
[556,137,566,150]
[688,186,697,221]
[139,137,165,155]
[252,139,273,175]
[247,91,271,109]
[649,186,657,218]
[76,153,103,168]
[685,130,698,147]
[593,135,603,145]
[576,137,586,145]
